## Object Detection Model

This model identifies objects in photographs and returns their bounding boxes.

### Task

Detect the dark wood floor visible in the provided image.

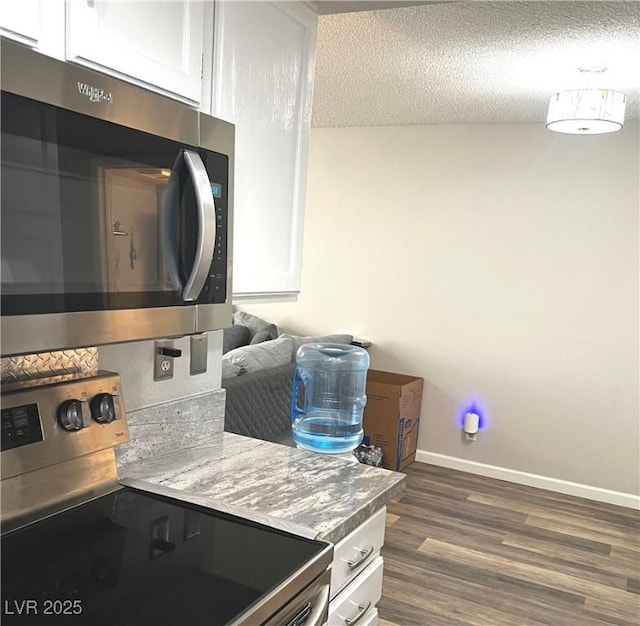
[378,463,640,626]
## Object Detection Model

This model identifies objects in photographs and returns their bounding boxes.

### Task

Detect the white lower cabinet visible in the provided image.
[331,506,386,597]
[325,507,387,626]
[327,557,384,626]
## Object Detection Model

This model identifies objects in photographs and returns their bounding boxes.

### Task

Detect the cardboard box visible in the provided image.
[362,369,423,471]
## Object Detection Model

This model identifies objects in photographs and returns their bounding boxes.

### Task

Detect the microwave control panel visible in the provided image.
[200,179,228,305]
[212,194,226,299]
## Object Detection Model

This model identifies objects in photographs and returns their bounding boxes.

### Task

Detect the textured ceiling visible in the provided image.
[311,1,447,15]
[312,1,640,127]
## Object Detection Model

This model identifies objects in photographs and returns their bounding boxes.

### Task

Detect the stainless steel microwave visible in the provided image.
[0,40,233,357]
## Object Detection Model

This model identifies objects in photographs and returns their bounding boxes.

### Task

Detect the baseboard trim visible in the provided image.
[415,450,640,510]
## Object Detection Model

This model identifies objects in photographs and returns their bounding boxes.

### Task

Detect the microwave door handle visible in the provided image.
[182,150,216,302]
[162,154,183,294]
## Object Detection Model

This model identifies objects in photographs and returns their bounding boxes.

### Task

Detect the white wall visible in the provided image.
[243,122,640,496]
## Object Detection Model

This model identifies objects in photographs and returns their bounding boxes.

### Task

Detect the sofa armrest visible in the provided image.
[222,363,295,443]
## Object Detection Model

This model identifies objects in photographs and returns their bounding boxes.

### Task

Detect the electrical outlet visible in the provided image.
[154,341,175,381]
[149,516,173,560]
[183,510,201,541]
[150,516,169,542]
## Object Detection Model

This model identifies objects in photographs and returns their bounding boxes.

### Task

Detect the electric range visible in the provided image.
[0,372,332,626]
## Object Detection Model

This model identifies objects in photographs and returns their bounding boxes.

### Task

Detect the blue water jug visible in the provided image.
[291,343,370,454]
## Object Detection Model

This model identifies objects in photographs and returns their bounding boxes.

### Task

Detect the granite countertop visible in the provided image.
[118,432,405,544]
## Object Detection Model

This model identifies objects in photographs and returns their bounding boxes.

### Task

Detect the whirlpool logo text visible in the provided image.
[77,82,113,104]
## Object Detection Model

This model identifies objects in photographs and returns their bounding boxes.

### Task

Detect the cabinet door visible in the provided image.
[66,0,204,104]
[212,0,317,295]
[0,0,65,58]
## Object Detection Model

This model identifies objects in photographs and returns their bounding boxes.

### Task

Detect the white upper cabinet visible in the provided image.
[1,0,40,44]
[66,0,204,104]
[0,0,65,58]
[211,0,317,296]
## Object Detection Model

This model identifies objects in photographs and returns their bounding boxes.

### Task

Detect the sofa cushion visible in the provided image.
[221,359,243,380]
[232,311,271,339]
[224,336,294,374]
[281,333,354,361]
[250,323,278,345]
[222,324,251,354]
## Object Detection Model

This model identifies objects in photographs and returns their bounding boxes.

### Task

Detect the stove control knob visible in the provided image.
[57,400,84,431]
[90,393,116,424]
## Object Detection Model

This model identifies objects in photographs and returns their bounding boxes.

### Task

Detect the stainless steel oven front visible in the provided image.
[0,39,233,356]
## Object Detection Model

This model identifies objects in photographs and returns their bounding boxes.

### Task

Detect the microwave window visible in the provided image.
[2,145,172,295]
[0,93,228,315]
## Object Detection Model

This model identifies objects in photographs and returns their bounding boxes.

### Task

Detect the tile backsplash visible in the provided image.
[115,388,226,467]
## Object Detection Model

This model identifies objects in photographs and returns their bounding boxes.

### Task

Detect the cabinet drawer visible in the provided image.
[326,608,378,626]
[327,556,384,626]
[331,507,386,598]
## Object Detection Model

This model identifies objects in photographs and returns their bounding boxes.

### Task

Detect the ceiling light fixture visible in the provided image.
[546,67,626,135]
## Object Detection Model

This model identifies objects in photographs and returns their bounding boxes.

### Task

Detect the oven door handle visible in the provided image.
[182,150,216,302]
[285,583,329,626]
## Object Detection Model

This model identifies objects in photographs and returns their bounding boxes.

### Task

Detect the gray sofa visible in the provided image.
[221,311,354,447]
[222,362,295,446]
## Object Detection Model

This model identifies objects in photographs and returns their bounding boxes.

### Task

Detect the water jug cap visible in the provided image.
[295,342,370,368]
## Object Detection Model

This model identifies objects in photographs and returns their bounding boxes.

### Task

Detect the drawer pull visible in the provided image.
[347,545,374,570]
[343,601,372,626]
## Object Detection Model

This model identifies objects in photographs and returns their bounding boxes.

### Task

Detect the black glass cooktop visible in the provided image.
[1,487,328,626]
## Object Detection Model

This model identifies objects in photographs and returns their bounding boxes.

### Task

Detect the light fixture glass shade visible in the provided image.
[546,89,626,134]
